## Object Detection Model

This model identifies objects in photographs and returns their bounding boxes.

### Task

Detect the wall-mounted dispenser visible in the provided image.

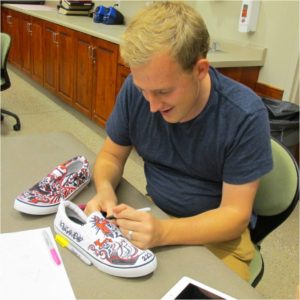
[238,0,261,33]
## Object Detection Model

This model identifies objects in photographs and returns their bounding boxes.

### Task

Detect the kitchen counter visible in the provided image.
[3,3,266,68]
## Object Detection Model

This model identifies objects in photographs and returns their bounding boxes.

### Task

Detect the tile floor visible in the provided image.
[1,66,299,299]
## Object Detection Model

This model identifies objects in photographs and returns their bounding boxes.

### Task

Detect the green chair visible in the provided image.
[1,32,21,131]
[249,138,299,286]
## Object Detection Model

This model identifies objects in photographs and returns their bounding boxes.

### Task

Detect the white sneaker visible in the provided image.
[14,156,91,215]
[54,201,157,278]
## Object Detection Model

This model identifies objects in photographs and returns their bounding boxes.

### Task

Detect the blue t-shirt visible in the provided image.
[106,67,273,217]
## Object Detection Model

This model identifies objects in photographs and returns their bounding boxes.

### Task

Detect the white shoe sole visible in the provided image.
[14,178,91,215]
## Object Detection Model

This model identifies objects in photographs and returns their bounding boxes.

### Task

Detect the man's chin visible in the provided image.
[161,114,178,123]
[160,109,178,123]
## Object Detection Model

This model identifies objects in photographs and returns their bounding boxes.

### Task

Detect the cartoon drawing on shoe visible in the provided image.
[54,201,157,278]
[14,156,91,215]
[88,215,140,265]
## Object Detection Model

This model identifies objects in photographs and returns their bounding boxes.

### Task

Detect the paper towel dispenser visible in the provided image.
[238,0,261,33]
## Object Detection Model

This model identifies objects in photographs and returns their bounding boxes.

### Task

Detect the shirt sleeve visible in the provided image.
[223,108,273,184]
[106,76,132,146]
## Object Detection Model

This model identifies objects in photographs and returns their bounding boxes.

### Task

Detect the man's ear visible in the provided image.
[194,58,209,81]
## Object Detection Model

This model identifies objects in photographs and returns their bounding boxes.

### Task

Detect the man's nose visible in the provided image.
[144,92,162,113]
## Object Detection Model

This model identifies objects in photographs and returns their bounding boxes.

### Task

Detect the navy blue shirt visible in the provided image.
[106,67,273,217]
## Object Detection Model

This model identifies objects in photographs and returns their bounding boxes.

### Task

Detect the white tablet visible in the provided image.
[161,276,236,300]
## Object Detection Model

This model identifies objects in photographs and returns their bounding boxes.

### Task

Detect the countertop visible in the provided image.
[3,3,266,68]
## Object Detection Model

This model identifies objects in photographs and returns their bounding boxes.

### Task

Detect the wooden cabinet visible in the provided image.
[74,32,118,126]
[73,32,94,117]
[1,8,43,83]
[1,8,22,68]
[44,21,75,105]
[44,21,58,93]
[1,8,117,126]
[20,14,32,76]
[92,38,118,126]
[57,25,75,105]
[20,14,44,84]
[218,67,260,91]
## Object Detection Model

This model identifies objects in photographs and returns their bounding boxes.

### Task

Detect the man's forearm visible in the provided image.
[158,207,250,246]
[93,151,125,193]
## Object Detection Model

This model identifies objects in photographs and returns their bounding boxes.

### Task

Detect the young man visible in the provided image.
[85,1,273,281]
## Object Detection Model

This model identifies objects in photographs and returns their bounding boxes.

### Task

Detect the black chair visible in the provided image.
[1,32,21,131]
[249,138,299,286]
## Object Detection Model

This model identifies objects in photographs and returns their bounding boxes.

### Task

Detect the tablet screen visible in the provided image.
[175,283,224,299]
[161,276,236,300]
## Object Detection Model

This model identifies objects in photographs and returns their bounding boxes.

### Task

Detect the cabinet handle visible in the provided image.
[88,45,93,59]
[27,22,32,34]
[92,46,96,64]
[88,45,96,62]
[52,32,59,45]
[7,15,13,25]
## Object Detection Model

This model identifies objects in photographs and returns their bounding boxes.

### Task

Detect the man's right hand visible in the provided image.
[83,136,132,217]
[84,188,117,217]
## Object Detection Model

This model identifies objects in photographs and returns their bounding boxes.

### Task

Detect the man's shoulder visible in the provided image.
[119,74,145,106]
[123,74,140,93]
[115,74,156,127]
[210,67,265,116]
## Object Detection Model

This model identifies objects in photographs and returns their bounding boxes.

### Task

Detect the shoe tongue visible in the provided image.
[85,211,121,239]
[39,165,67,192]
[86,211,106,223]
[49,165,67,178]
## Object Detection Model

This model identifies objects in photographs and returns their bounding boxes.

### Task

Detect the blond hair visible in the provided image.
[120,1,210,71]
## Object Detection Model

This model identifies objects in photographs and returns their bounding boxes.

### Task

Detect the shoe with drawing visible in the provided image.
[54,200,157,278]
[14,156,91,215]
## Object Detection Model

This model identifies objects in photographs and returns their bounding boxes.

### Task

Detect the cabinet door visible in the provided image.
[217,67,260,90]
[2,9,22,68]
[1,8,9,33]
[31,17,44,85]
[57,25,75,105]
[20,14,31,76]
[73,32,93,117]
[116,64,130,97]
[92,38,118,126]
[19,14,43,84]
[44,21,58,93]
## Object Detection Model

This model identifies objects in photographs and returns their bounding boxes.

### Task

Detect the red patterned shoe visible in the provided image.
[54,200,157,278]
[14,156,91,215]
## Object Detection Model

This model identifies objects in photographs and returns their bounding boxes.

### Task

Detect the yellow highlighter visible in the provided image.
[55,234,92,266]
